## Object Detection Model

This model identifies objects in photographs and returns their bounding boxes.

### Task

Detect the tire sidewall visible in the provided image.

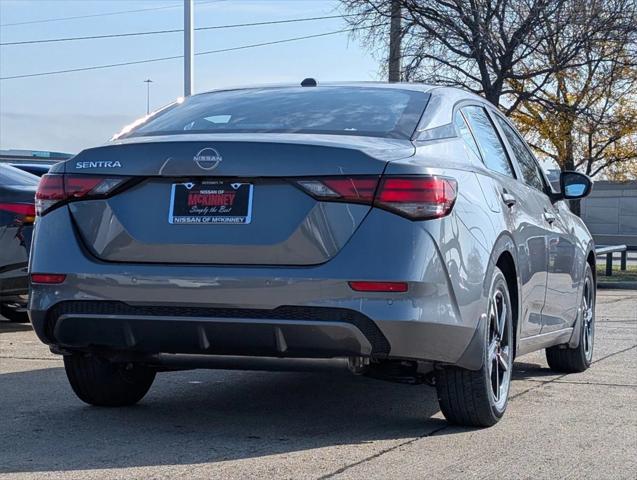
[579,264,596,368]
[0,304,30,323]
[483,267,513,419]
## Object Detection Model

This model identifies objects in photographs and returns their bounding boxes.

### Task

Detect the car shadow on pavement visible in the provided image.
[512,361,559,379]
[0,364,453,474]
[0,320,32,333]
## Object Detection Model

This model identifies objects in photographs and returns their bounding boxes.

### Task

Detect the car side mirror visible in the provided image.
[560,171,592,200]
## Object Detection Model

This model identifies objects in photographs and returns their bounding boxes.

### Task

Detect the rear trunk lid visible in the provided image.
[65,134,414,265]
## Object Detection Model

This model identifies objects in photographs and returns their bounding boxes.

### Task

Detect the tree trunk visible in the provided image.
[388,0,402,82]
[562,124,582,216]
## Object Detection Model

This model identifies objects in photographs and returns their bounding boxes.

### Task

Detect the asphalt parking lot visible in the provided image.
[1,290,635,480]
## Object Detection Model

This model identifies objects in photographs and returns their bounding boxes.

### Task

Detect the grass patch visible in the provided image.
[596,264,637,282]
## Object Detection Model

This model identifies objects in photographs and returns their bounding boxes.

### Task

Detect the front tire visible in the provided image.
[64,354,156,407]
[546,263,595,373]
[435,267,514,427]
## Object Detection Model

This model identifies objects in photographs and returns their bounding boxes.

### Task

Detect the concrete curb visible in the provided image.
[598,282,637,290]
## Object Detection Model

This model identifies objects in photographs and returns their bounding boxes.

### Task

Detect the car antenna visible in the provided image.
[301,78,318,87]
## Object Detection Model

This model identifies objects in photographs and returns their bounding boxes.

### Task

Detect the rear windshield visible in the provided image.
[0,164,40,186]
[123,87,429,140]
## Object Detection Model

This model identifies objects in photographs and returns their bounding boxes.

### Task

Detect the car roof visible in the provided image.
[194,81,439,97]
[191,83,488,134]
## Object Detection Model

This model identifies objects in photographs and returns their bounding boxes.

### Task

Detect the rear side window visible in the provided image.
[454,112,481,160]
[462,106,515,178]
[495,116,546,192]
[124,87,430,140]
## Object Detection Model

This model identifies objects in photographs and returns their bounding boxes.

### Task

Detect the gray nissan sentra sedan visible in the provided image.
[28,82,595,427]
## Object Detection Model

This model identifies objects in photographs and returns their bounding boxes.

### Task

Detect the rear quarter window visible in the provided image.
[462,106,515,178]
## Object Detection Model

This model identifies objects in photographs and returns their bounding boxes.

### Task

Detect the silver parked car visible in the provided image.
[29,82,595,427]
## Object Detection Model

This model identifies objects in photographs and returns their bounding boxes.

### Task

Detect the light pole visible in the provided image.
[144,78,153,114]
[184,0,194,96]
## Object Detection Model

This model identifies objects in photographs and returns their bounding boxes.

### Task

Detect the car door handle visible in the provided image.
[501,192,516,207]
[543,210,557,224]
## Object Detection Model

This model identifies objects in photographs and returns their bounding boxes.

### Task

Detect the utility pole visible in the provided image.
[144,79,153,115]
[388,0,402,83]
[184,0,194,96]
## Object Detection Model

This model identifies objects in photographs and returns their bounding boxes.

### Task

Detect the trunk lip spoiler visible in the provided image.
[102,133,417,162]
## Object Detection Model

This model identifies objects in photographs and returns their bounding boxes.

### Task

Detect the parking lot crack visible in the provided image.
[0,355,59,361]
[318,344,636,479]
[510,344,636,400]
[524,379,637,388]
[316,424,450,480]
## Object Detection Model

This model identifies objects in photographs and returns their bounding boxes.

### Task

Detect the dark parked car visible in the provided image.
[29,83,595,427]
[0,164,38,322]
[10,162,54,177]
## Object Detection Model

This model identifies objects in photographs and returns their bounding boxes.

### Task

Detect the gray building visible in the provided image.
[0,149,73,165]
[580,181,637,248]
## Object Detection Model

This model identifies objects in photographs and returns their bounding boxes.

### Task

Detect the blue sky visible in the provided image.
[0,0,379,153]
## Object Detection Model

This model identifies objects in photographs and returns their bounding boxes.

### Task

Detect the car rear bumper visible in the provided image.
[30,298,483,368]
[28,206,490,369]
[33,301,386,358]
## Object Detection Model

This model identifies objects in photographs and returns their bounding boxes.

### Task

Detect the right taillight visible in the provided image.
[375,176,457,220]
[296,177,378,204]
[295,175,456,220]
[35,174,129,217]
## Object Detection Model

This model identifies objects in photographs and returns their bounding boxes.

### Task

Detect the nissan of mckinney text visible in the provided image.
[28,82,596,427]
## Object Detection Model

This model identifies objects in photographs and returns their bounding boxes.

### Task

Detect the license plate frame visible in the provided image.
[168,181,253,225]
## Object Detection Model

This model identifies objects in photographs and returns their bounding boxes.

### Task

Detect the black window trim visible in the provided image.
[453,109,483,162]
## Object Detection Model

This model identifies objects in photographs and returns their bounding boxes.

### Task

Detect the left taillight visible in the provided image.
[295,175,457,220]
[36,174,129,217]
[0,203,36,224]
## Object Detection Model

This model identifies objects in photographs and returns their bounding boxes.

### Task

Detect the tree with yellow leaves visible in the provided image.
[510,2,637,185]
[342,0,637,187]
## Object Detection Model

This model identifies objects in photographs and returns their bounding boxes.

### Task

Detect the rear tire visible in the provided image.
[63,354,156,407]
[0,305,29,323]
[546,264,595,373]
[435,267,514,427]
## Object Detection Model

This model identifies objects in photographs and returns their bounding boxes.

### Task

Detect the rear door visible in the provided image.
[65,136,414,266]
[461,106,548,337]
[492,115,579,332]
